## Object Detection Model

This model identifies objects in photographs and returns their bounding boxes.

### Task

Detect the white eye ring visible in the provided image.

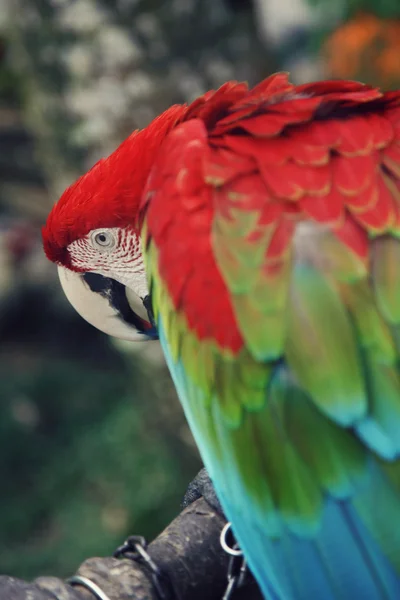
[90,229,117,251]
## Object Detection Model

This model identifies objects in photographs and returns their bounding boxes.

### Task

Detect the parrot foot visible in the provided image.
[182,467,225,516]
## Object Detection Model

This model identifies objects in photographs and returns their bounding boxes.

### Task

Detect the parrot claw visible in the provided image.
[182,468,225,516]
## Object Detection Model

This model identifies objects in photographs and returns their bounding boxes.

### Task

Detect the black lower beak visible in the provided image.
[142,295,156,329]
[83,273,158,339]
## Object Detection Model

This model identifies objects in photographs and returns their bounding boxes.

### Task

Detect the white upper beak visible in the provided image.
[57,265,152,341]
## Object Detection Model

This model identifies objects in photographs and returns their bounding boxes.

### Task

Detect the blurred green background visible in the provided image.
[0,0,399,582]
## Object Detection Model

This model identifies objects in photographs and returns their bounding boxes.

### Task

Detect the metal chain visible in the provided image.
[113,535,175,600]
[220,522,248,600]
[113,523,248,600]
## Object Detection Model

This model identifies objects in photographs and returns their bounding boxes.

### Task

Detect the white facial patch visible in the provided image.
[67,227,149,299]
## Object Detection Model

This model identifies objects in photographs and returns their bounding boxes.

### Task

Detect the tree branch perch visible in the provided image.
[0,498,262,600]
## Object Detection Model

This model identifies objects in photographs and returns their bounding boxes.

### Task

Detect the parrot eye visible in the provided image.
[90,229,117,251]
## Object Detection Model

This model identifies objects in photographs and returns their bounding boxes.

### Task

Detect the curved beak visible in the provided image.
[57,266,158,341]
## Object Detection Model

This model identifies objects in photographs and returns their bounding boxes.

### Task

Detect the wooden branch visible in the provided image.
[0,498,263,600]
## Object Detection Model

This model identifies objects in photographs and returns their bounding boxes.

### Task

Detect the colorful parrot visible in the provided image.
[42,73,400,599]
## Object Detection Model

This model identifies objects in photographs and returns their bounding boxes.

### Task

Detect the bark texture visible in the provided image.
[0,499,263,600]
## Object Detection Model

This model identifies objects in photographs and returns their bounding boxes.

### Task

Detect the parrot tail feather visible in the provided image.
[225,497,400,600]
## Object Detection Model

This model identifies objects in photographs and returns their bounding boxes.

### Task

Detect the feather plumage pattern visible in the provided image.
[42,73,400,598]
[141,75,400,598]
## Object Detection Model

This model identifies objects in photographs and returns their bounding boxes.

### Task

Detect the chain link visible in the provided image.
[220,523,248,600]
[113,522,248,600]
[114,536,175,600]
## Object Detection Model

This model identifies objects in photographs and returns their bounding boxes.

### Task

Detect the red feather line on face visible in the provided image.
[43,74,392,265]
[42,80,256,266]
[42,105,187,266]
[42,73,400,351]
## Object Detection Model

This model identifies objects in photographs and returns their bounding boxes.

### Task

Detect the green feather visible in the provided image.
[357,362,400,458]
[212,216,272,294]
[180,333,215,399]
[279,369,367,499]
[232,291,288,361]
[344,279,396,364]
[285,263,367,426]
[214,358,244,427]
[372,236,400,324]
[212,387,323,537]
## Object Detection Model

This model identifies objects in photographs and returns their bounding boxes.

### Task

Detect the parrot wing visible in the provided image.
[141,75,400,599]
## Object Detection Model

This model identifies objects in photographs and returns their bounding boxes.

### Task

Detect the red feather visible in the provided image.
[43,105,186,264]
[143,120,243,351]
[43,73,400,352]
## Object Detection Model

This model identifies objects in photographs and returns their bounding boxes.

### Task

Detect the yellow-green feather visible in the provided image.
[141,117,400,599]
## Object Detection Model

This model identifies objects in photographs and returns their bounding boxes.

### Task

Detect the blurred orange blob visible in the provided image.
[324,13,400,88]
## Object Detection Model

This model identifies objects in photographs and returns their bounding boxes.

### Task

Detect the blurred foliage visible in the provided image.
[307,0,400,20]
[0,273,201,579]
[0,355,200,579]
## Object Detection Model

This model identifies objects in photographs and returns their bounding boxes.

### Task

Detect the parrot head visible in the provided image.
[42,105,185,342]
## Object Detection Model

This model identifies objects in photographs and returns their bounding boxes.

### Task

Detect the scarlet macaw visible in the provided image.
[42,74,400,599]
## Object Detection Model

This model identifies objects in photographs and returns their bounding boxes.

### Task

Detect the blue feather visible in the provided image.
[223,496,400,600]
[158,321,400,599]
